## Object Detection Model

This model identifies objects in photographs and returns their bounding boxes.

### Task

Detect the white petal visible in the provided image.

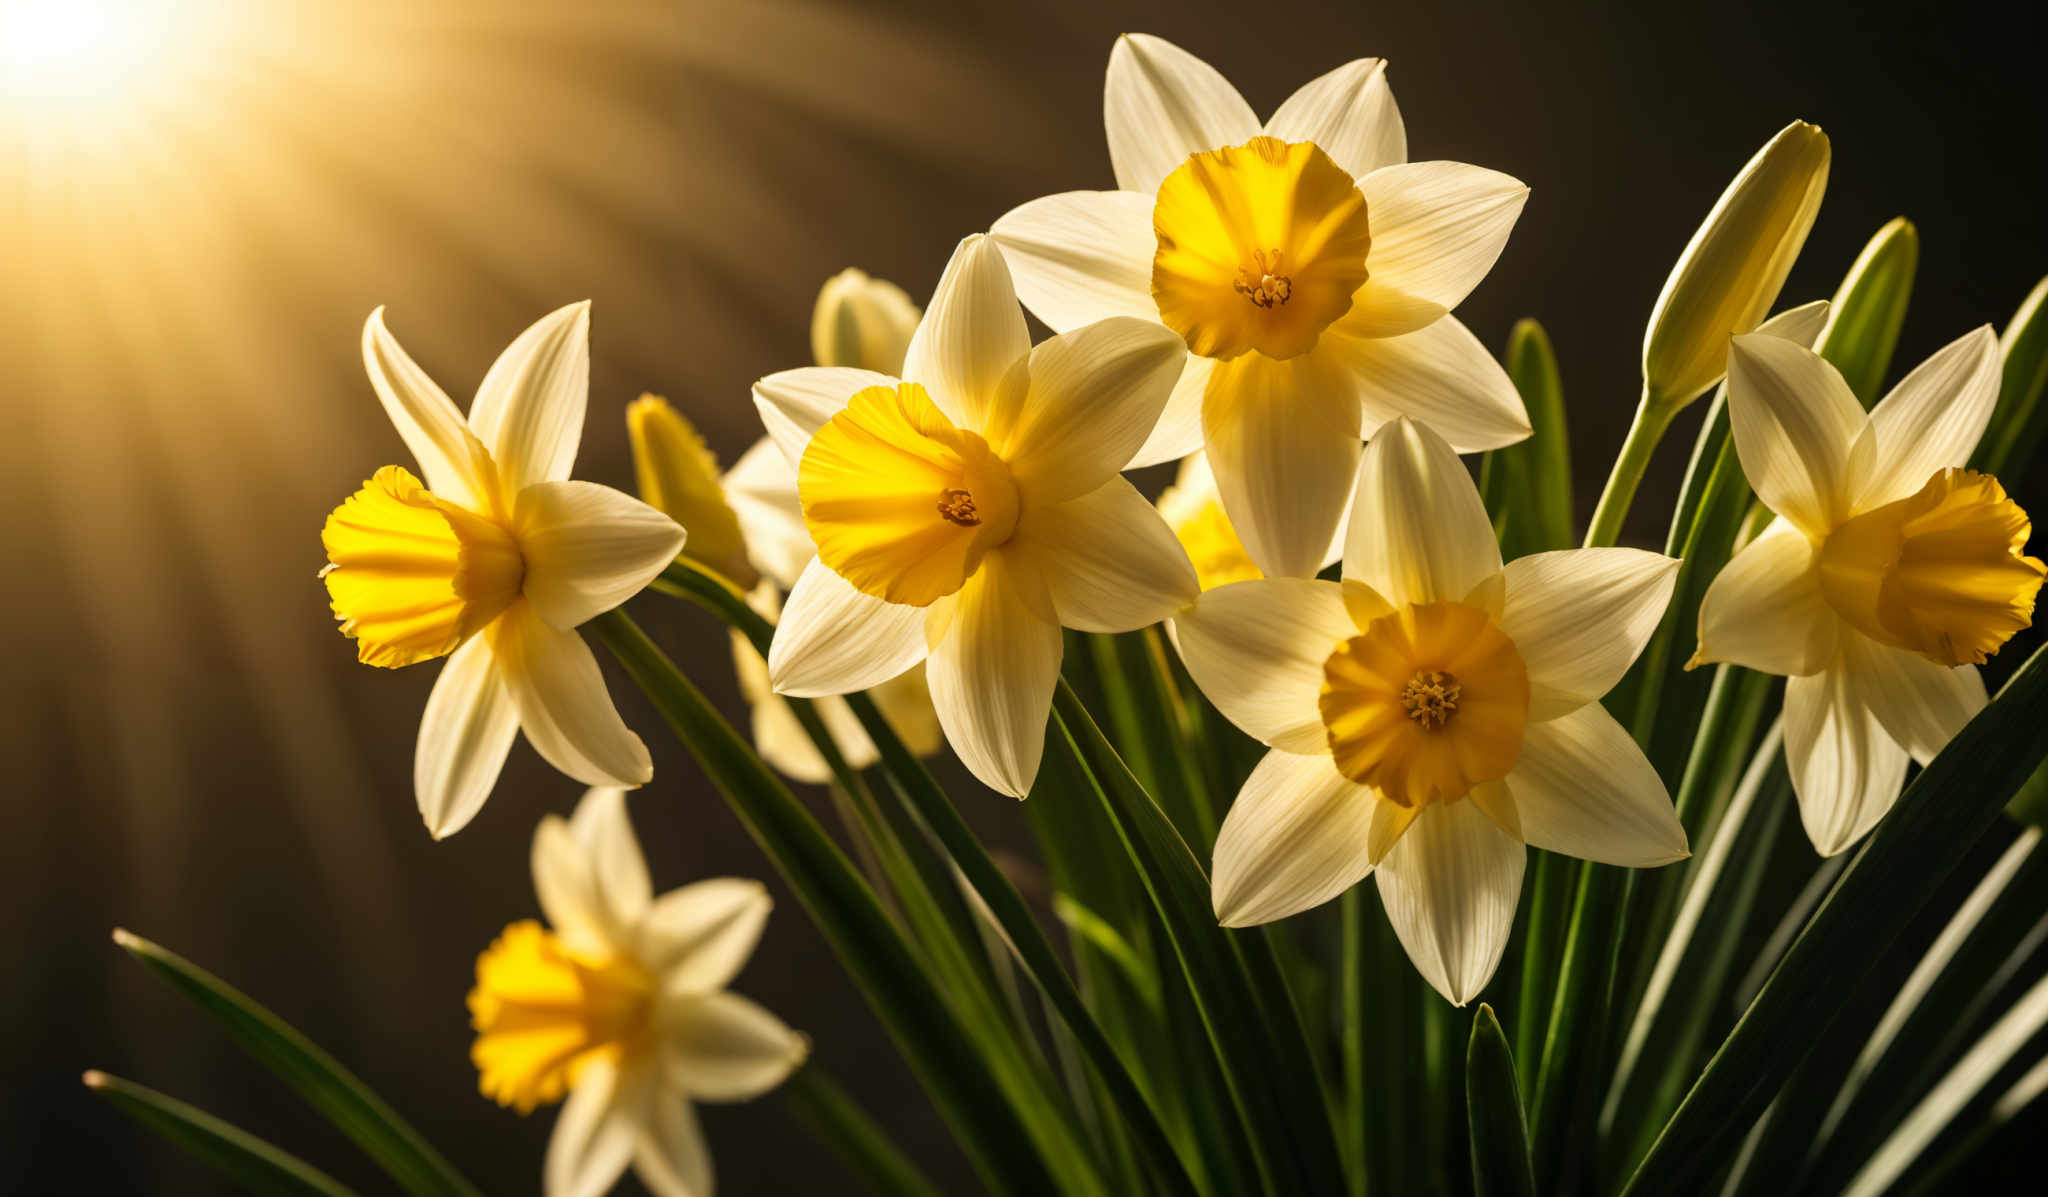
[1725,333,1874,536]
[413,635,520,839]
[1204,351,1364,578]
[1859,325,2003,509]
[1694,516,1838,676]
[630,1091,712,1197]
[1130,352,1214,467]
[1505,704,1689,866]
[1840,635,1986,764]
[721,438,812,591]
[469,301,592,494]
[660,992,809,1103]
[1103,33,1260,196]
[545,1059,638,1197]
[1263,57,1407,179]
[1334,315,1532,451]
[515,482,688,630]
[988,318,1188,500]
[1344,416,1501,604]
[751,366,899,470]
[1499,548,1680,719]
[361,308,494,509]
[1212,748,1380,926]
[989,190,1161,332]
[489,601,653,788]
[767,559,930,698]
[924,552,1064,797]
[1010,478,1198,633]
[1375,798,1524,1005]
[1172,578,1353,752]
[638,878,773,994]
[900,236,1030,433]
[1347,162,1529,337]
[569,786,654,927]
[1784,666,1911,856]
[532,815,623,958]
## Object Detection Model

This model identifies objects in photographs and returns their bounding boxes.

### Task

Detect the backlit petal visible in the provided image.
[469,301,591,494]
[901,236,1030,433]
[1784,666,1910,856]
[1694,516,1839,676]
[751,366,899,469]
[637,878,772,995]
[569,787,654,928]
[924,552,1063,797]
[414,635,521,840]
[660,992,809,1103]
[1132,353,1214,467]
[1011,478,1198,633]
[992,318,1187,501]
[1506,704,1689,866]
[516,481,688,630]
[990,190,1161,331]
[1204,351,1364,578]
[1499,548,1680,719]
[1334,315,1531,452]
[1104,33,1259,196]
[768,558,931,698]
[1860,326,2003,510]
[721,438,812,591]
[1725,333,1874,536]
[1840,635,1986,764]
[1344,416,1500,605]
[362,308,493,509]
[544,1059,637,1197]
[1172,577,1353,752]
[1375,798,1524,1005]
[1263,57,1406,179]
[1346,162,1528,338]
[532,815,623,959]
[629,1092,711,1197]
[490,601,652,788]
[1212,748,1379,926]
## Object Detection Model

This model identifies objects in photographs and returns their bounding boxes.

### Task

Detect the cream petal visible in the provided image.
[569,786,654,928]
[1011,478,1198,633]
[544,1058,638,1197]
[1344,415,1501,605]
[489,601,652,788]
[659,992,809,1103]
[1859,325,2003,509]
[469,301,592,494]
[989,190,1161,332]
[901,235,1031,433]
[414,635,520,839]
[1131,352,1214,468]
[1784,666,1911,856]
[638,878,773,995]
[1347,162,1529,337]
[924,554,1064,797]
[993,318,1187,501]
[1262,57,1407,179]
[1334,315,1532,452]
[1375,797,1524,1005]
[1505,704,1689,866]
[1104,33,1260,196]
[1499,548,1680,719]
[1204,351,1364,578]
[767,559,931,698]
[630,1092,711,1197]
[1212,748,1380,926]
[1725,333,1875,537]
[532,814,624,958]
[1840,635,1986,765]
[361,308,494,509]
[751,366,900,470]
[1694,515,1839,676]
[1172,577,1354,752]
[515,481,688,630]
[721,438,812,591]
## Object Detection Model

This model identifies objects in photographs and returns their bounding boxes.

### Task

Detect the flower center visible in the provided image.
[468,920,654,1114]
[1400,670,1462,728]
[1150,136,1372,362]
[799,382,1020,606]
[321,465,525,668]
[1817,467,2045,666]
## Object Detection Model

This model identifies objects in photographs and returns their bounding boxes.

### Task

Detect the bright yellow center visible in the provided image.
[1172,497,1262,591]
[1151,136,1373,361]
[1818,468,2045,667]
[469,920,655,1114]
[320,466,524,668]
[1319,601,1530,808]
[798,382,1019,606]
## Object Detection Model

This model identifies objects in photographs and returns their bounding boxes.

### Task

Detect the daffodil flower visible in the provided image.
[811,267,921,375]
[321,304,687,838]
[1174,417,1689,1004]
[755,235,1199,797]
[992,33,1532,578]
[1155,450,1344,591]
[470,787,807,1197]
[1692,328,2044,855]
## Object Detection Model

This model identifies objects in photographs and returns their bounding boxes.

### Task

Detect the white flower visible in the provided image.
[811,268,921,374]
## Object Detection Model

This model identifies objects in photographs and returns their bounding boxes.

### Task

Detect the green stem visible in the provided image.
[782,1068,947,1197]
[1583,394,1672,548]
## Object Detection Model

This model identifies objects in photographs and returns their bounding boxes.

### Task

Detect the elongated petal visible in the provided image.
[362,308,493,508]
[1344,416,1501,605]
[1694,516,1838,675]
[1212,748,1380,926]
[924,552,1063,796]
[1499,548,1680,718]
[545,1059,637,1197]
[1011,478,1197,633]
[630,1090,711,1197]
[993,318,1187,501]
[638,878,772,995]
[1840,635,1986,764]
[767,558,929,698]
[515,481,688,630]
[1332,315,1531,451]
[1375,798,1524,1005]
[1784,666,1910,856]
[989,190,1161,332]
[751,366,898,469]
[1204,351,1364,578]
[1860,325,2003,509]
[1506,704,1688,866]
[414,635,521,839]
[1173,577,1353,752]
[569,787,654,927]
[1346,162,1528,337]
[1104,33,1259,196]
[901,236,1030,433]
[470,301,591,494]
[721,438,811,591]
[660,992,809,1103]
[1263,57,1406,180]
[533,815,623,958]
[1726,333,1874,536]
[1132,353,1213,467]
[490,601,652,788]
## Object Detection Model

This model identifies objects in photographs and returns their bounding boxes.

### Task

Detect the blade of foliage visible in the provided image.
[1466,1005,1537,1197]
[1973,274,2048,480]
[1478,319,1572,560]
[1818,217,1918,404]
[1513,850,1573,1098]
[782,1067,947,1197]
[111,931,478,1197]
[84,1072,360,1197]
[1894,1054,2048,1197]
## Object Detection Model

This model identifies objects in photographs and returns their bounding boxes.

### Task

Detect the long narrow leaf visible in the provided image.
[1973,274,2048,480]
[782,1068,947,1197]
[84,1072,361,1197]
[1817,217,1918,404]
[1505,318,1573,553]
[1465,1006,1537,1197]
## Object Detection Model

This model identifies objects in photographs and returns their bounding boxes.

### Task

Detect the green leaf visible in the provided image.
[2008,756,2048,827]
[111,931,478,1197]
[1466,1005,1537,1197]
[781,1068,947,1197]
[84,1072,361,1197]
[1504,318,1574,553]
[1973,274,2048,480]
[1818,217,1919,404]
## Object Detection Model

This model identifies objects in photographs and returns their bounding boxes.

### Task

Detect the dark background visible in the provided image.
[5,0,2045,1191]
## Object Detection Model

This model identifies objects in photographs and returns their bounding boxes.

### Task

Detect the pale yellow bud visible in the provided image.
[625,394,758,588]
[810,268,921,374]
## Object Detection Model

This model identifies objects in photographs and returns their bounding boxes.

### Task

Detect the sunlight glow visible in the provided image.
[0,0,183,111]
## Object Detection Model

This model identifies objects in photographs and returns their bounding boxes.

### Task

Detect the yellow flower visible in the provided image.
[1173,417,1687,1004]
[471,787,806,1197]
[993,34,1531,579]
[811,268,920,374]
[1693,325,2041,854]
[321,304,686,838]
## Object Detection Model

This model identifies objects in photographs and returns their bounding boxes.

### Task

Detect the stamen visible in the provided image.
[1233,249,1293,309]
[1400,670,1461,729]
[937,488,981,526]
